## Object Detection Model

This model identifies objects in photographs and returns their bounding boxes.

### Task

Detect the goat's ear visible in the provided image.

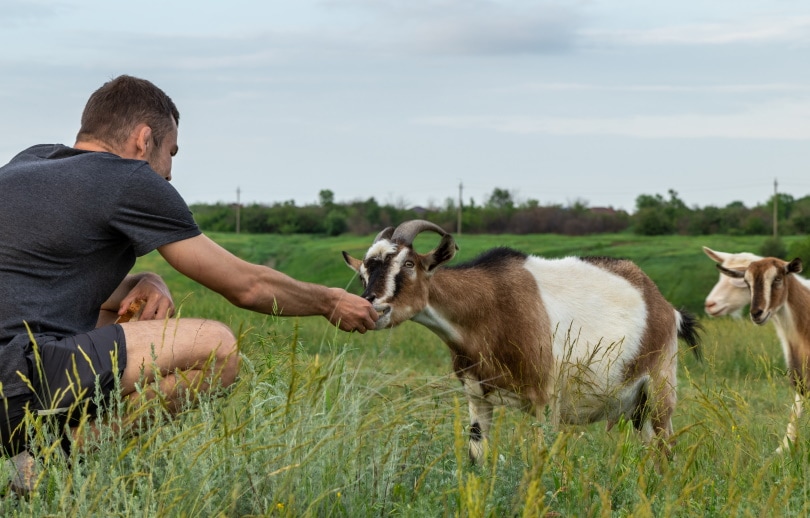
[787,258,803,275]
[422,234,458,272]
[703,246,727,264]
[343,251,363,272]
[717,263,744,278]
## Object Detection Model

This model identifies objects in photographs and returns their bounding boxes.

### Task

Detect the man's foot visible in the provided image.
[4,451,37,496]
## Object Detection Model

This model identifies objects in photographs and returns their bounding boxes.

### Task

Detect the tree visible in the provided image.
[486,188,515,210]
[319,189,335,208]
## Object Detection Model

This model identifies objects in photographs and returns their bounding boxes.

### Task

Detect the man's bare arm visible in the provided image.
[158,234,377,332]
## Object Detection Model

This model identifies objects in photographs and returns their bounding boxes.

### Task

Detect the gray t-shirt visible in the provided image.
[0,144,201,397]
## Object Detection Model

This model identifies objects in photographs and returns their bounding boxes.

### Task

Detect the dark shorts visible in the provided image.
[0,325,127,455]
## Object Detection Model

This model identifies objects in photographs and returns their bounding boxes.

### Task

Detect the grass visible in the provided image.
[3,232,810,516]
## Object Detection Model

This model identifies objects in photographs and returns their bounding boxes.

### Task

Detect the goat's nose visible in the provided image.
[751,308,763,320]
[704,301,715,311]
[364,294,376,303]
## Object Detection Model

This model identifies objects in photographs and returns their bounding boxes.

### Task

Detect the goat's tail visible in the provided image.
[676,308,703,362]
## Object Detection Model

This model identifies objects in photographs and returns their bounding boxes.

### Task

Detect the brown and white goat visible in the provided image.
[718,256,810,453]
[344,220,701,462]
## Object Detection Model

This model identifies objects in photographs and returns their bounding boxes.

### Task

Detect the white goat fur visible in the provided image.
[705,247,810,453]
[345,225,700,463]
[702,246,762,318]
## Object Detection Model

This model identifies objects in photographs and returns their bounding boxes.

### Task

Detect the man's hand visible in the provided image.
[118,273,175,321]
[326,288,378,333]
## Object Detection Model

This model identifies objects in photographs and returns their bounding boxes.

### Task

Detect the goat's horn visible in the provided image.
[373,227,394,243]
[391,219,448,246]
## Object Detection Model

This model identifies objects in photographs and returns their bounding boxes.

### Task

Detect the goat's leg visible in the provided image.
[462,378,493,463]
[776,392,803,454]
[646,360,677,462]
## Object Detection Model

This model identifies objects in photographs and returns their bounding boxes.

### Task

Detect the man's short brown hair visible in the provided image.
[76,75,180,151]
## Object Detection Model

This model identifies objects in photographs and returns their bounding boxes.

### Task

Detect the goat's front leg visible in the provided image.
[776,392,803,454]
[462,378,493,463]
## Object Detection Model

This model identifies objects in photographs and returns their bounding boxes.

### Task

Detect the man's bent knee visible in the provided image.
[205,320,239,386]
[120,318,239,386]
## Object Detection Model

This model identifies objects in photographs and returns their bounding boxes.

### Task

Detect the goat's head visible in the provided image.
[703,246,761,317]
[717,256,803,325]
[343,220,459,330]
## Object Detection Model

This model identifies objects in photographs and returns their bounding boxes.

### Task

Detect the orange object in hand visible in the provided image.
[115,299,145,323]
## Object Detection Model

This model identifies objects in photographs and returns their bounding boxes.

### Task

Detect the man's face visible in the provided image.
[147,117,179,181]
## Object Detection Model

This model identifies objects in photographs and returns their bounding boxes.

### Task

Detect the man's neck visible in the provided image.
[73,140,119,155]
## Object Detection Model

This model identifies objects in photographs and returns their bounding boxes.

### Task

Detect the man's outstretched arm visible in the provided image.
[158,234,378,333]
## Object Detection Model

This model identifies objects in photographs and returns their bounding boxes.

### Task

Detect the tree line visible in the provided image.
[190,187,810,238]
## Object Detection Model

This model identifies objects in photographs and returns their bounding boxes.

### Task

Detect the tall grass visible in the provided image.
[3,314,810,516]
[3,233,810,516]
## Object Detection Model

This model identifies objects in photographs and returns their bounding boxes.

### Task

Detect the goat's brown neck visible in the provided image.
[778,276,810,337]
[427,269,500,323]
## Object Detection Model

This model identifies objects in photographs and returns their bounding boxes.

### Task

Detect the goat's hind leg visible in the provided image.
[639,368,677,463]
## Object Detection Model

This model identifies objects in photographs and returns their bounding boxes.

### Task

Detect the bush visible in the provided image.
[788,237,810,262]
[758,236,788,258]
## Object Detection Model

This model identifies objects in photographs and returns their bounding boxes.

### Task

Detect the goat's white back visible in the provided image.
[525,256,648,385]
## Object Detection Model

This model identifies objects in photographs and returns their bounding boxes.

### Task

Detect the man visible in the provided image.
[0,75,378,472]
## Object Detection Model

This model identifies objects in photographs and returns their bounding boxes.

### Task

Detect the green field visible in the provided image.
[4,232,810,517]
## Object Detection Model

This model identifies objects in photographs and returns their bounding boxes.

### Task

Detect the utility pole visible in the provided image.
[236,186,241,234]
[457,181,463,236]
[773,178,778,239]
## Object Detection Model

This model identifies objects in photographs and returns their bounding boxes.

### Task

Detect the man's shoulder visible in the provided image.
[4,144,62,164]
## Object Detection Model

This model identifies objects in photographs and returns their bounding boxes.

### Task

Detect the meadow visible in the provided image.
[3,232,810,517]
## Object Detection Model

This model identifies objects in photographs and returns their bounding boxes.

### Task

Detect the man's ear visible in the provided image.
[135,124,152,159]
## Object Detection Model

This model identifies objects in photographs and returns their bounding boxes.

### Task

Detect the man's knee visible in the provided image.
[204,320,236,349]
[203,320,239,385]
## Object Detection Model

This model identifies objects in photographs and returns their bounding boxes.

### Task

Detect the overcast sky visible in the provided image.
[2,0,809,213]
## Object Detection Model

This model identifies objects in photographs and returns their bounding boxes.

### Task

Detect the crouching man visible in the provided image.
[0,75,378,493]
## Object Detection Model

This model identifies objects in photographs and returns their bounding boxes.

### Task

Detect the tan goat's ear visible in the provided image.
[343,251,363,272]
[703,246,727,264]
[423,234,458,272]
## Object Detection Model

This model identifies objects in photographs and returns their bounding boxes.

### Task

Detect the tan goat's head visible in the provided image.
[702,246,761,317]
[717,256,803,325]
[343,220,458,330]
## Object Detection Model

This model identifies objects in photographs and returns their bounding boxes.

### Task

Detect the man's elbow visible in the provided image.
[220,288,256,309]
[224,284,260,310]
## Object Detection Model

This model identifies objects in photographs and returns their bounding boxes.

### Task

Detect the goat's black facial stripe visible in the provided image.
[364,252,400,299]
[365,259,388,292]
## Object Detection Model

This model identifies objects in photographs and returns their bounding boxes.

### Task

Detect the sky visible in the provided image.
[1,0,809,214]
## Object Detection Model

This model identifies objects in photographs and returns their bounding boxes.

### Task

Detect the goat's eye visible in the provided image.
[404,260,415,268]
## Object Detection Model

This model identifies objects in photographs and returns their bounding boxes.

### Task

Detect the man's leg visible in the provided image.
[119,318,239,414]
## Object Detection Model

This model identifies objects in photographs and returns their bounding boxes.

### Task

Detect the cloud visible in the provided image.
[414,99,810,140]
[586,16,810,46]
[494,82,810,95]
[322,0,582,55]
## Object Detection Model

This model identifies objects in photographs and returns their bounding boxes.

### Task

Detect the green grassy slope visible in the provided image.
[12,232,801,516]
